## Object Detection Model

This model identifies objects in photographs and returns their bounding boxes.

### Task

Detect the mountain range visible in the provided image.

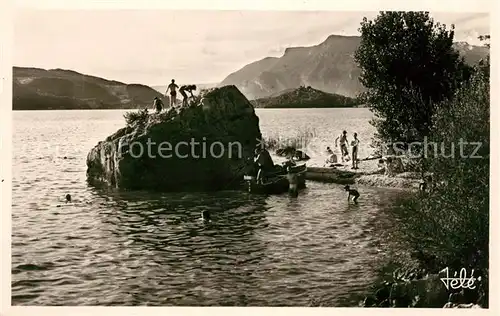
[219,35,489,100]
[13,67,163,110]
[13,35,489,110]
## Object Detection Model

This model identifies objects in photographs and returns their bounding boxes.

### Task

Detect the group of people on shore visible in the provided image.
[251,129,362,201]
[326,130,360,169]
[152,79,197,113]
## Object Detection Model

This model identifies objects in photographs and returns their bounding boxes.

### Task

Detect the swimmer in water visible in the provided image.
[286,166,299,198]
[201,210,211,222]
[344,185,360,204]
[65,194,72,203]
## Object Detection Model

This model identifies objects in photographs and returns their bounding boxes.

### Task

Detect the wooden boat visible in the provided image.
[244,164,307,194]
[305,166,357,184]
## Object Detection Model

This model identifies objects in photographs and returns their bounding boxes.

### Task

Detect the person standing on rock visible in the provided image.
[179,85,197,107]
[153,97,164,113]
[335,130,350,163]
[165,79,179,108]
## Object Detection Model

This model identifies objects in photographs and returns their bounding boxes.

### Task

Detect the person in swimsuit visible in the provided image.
[165,79,179,108]
[351,132,360,169]
[286,166,299,197]
[179,85,197,107]
[153,97,164,113]
[344,185,360,204]
[335,130,350,162]
[254,147,275,184]
[325,146,338,165]
[201,210,211,222]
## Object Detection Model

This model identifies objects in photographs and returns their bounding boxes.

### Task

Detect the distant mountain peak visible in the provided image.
[220,34,489,100]
[261,56,279,61]
[49,68,81,74]
[325,34,359,40]
[283,46,307,55]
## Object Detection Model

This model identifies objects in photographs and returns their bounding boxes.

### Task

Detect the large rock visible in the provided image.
[86,86,262,191]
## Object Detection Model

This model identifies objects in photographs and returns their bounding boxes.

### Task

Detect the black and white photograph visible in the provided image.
[1,0,496,312]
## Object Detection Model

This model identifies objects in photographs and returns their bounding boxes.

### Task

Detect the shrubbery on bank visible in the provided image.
[353,11,490,308]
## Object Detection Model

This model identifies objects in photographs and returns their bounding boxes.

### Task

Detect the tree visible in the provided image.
[478,34,490,77]
[478,34,490,48]
[354,11,472,145]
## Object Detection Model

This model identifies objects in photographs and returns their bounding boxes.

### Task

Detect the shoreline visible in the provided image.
[273,154,422,190]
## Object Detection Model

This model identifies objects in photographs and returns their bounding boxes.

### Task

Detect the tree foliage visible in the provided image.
[124,108,149,127]
[354,11,472,144]
[478,34,490,77]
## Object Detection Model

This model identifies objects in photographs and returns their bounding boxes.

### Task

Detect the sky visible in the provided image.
[13,10,490,86]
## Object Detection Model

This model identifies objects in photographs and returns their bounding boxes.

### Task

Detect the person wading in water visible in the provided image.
[344,185,360,204]
[165,79,179,108]
[286,166,299,197]
[179,85,197,107]
[254,147,275,184]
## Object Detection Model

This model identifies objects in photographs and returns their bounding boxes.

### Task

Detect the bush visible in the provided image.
[354,11,490,306]
[387,69,489,306]
[124,108,149,127]
[424,70,488,268]
[263,127,317,151]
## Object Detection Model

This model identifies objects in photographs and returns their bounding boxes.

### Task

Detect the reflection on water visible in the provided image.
[12,109,401,306]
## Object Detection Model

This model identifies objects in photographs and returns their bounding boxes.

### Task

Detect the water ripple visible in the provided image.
[12,109,402,306]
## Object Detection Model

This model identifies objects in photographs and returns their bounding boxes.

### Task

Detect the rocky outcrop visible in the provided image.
[86,86,262,191]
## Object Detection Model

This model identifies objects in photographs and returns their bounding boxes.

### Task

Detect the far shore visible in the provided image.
[13,106,369,111]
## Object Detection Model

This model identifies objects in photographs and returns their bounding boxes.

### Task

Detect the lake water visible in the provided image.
[12,108,401,306]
